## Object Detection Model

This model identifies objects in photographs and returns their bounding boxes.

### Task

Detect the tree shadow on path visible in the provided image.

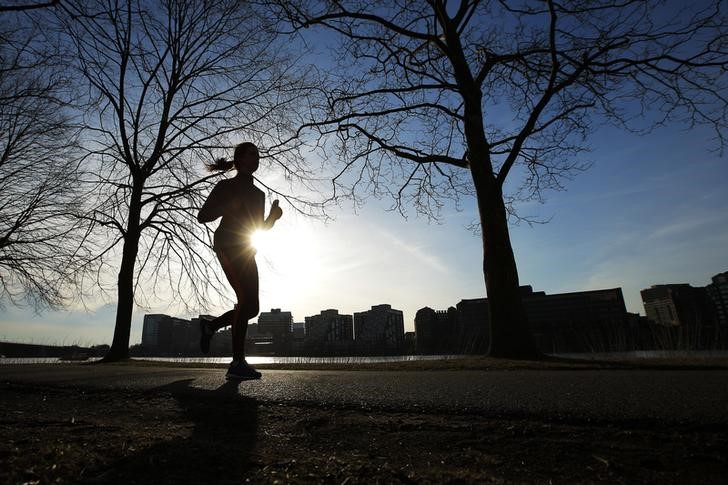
[85,378,259,484]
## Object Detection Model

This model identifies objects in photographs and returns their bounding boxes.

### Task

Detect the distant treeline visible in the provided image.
[0,342,109,358]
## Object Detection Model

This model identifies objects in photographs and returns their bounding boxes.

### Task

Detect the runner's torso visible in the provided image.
[213,177,264,252]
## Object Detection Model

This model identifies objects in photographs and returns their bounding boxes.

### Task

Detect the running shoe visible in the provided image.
[225,360,262,380]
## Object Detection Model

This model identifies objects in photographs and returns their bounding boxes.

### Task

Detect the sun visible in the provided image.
[249,220,321,283]
[250,229,271,253]
[244,217,329,315]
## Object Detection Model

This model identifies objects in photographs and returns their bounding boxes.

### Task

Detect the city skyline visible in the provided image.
[128,270,728,333]
[131,277,726,358]
[3,255,726,347]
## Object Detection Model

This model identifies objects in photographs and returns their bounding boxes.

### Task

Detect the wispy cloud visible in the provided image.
[376,228,449,274]
[647,210,728,241]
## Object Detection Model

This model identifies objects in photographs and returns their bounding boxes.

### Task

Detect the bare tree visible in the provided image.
[0,21,87,311]
[0,1,59,13]
[57,0,320,361]
[277,0,728,358]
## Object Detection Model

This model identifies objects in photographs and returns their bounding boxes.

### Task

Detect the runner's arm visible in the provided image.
[197,184,225,223]
[263,199,282,229]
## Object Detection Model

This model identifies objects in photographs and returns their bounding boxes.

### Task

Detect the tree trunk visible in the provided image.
[471,169,541,359]
[438,7,540,359]
[102,184,142,362]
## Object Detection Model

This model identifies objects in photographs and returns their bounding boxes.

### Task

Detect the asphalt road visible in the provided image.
[2,364,727,425]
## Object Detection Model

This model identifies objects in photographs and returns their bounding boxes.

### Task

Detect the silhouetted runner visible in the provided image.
[197,142,282,380]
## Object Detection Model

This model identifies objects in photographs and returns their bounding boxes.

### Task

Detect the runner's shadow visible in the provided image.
[87,378,259,484]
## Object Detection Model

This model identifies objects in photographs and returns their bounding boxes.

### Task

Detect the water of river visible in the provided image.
[2,350,727,365]
[0,355,464,365]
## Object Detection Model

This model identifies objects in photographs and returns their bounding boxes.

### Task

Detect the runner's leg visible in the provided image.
[231,255,259,361]
[217,250,259,362]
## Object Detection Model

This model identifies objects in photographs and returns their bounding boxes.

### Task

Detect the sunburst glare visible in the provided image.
[249,219,325,312]
[250,229,269,252]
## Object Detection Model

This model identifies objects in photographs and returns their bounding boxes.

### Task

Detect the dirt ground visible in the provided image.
[1,380,727,484]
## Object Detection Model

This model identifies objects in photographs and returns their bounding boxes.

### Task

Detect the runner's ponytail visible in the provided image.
[207,142,257,172]
[206,158,234,172]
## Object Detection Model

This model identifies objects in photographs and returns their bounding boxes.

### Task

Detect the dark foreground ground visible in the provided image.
[2,361,728,484]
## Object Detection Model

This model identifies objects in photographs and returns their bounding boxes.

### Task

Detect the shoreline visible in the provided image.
[4,354,728,372]
[97,354,728,371]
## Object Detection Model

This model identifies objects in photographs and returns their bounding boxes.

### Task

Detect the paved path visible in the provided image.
[2,364,727,425]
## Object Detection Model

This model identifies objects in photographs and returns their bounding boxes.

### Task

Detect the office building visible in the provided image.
[640,284,714,327]
[414,306,457,353]
[142,314,169,348]
[454,298,490,353]
[523,286,628,352]
[142,314,194,355]
[305,309,354,343]
[353,304,405,353]
[258,308,293,338]
[415,286,632,353]
[292,322,306,339]
[707,271,728,327]
[641,282,722,349]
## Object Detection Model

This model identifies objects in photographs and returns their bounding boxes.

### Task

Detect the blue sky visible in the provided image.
[2,121,725,346]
